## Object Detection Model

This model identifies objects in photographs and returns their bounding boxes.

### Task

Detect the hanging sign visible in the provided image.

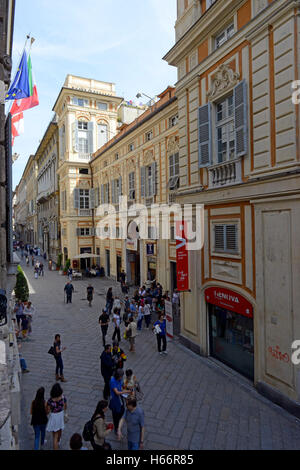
[205,287,253,318]
[176,221,189,292]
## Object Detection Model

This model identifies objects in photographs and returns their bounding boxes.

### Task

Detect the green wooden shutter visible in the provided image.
[151,162,157,196]
[90,188,95,209]
[101,184,104,204]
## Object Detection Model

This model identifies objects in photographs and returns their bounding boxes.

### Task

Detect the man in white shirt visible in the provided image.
[112,308,121,343]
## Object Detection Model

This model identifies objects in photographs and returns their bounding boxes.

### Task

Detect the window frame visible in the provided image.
[215,23,235,49]
[212,222,239,255]
[215,94,235,164]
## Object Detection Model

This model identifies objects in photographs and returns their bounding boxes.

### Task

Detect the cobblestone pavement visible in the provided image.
[18,257,300,450]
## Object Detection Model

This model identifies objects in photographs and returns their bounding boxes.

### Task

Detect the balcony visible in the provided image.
[208,158,242,189]
[79,209,92,217]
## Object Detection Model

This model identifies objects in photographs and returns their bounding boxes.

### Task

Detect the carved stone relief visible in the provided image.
[207,64,240,100]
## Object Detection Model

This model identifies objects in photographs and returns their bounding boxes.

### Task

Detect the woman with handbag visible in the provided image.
[46,383,67,450]
[91,400,113,451]
[109,369,131,433]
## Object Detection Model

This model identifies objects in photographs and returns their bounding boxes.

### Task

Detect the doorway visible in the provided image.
[116,255,122,282]
[106,250,110,277]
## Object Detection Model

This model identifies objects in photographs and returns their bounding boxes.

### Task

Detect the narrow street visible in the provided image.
[18,257,300,450]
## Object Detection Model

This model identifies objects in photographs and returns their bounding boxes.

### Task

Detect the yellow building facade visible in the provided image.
[91,87,179,290]
[164,0,300,414]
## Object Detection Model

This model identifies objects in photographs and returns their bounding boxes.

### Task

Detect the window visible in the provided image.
[77,228,92,236]
[128,143,134,152]
[215,24,234,49]
[73,97,89,107]
[169,115,178,128]
[101,183,110,204]
[214,224,238,253]
[98,102,108,111]
[129,172,135,200]
[148,226,157,240]
[141,163,156,198]
[146,131,153,142]
[216,95,235,163]
[168,153,180,190]
[115,153,119,161]
[79,189,90,209]
[170,226,176,240]
[78,121,89,155]
[79,168,89,175]
[112,177,122,204]
[61,190,67,211]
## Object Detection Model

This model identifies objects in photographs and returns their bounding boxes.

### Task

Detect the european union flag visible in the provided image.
[6,51,30,101]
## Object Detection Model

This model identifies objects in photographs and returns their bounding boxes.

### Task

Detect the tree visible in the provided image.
[14,265,29,302]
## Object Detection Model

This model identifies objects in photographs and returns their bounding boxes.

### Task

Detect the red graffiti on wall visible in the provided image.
[268,345,290,363]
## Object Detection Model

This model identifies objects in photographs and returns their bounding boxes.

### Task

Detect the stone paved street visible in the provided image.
[18,257,300,450]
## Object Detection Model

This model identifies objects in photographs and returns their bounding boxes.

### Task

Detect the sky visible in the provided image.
[11,0,177,189]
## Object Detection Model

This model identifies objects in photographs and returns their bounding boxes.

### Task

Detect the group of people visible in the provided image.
[14,300,35,343]
[33,260,44,278]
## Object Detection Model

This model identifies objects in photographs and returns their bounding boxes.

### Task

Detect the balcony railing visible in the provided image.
[208,158,242,189]
[79,209,92,217]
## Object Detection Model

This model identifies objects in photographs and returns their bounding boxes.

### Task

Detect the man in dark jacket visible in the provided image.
[64,282,74,304]
[100,344,114,400]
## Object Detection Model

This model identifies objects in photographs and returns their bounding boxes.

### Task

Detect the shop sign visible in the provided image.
[205,287,253,318]
[126,239,137,251]
[176,221,189,292]
[146,243,155,256]
[165,300,173,339]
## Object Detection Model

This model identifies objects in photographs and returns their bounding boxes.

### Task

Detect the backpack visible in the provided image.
[82,416,100,442]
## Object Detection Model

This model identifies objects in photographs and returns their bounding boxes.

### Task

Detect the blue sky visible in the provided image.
[11,0,177,188]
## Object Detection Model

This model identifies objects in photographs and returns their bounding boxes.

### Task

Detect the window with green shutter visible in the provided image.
[214,224,238,253]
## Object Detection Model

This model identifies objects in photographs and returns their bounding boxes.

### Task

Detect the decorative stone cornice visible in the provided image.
[143,150,154,166]
[207,64,240,100]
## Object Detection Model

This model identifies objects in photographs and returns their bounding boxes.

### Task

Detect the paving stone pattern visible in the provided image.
[18,258,300,450]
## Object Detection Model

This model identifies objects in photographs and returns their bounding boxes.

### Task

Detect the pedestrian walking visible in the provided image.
[153,314,168,355]
[53,334,67,382]
[172,289,180,316]
[120,270,126,286]
[64,281,74,304]
[21,313,29,339]
[18,343,30,373]
[31,255,35,266]
[39,263,44,277]
[117,397,145,450]
[99,308,110,347]
[137,304,144,331]
[30,387,48,450]
[100,344,114,400]
[124,370,141,400]
[46,383,67,450]
[113,296,122,315]
[144,302,152,329]
[67,267,73,281]
[87,284,94,307]
[91,400,113,450]
[26,255,29,266]
[111,342,127,371]
[109,369,131,433]
[106,287,113,315]
[112,308,121,343]
[14,300,24,330]
[24,301,35,335]
[126,317,137,352]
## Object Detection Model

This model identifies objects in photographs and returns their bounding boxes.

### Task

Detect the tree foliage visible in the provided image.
[14,265,29,302]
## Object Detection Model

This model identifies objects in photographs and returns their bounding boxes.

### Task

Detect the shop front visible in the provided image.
[126,239,140,286]
[205,287,254,381]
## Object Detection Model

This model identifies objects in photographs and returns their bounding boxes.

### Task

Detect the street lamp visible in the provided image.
[136,92,156,105]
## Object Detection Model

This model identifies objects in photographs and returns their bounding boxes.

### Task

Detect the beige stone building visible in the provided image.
[91,86,179,289]
[53,75,123,268]
[36,116,60,261]
[164,0,300,414]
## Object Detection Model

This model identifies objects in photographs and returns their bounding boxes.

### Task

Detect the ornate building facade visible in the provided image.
[164,0,300,415]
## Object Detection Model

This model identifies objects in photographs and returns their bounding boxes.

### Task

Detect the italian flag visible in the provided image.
[10,54,39,116]
[11,112,24,146]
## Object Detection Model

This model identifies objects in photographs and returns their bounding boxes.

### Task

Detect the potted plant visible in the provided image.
[57,253,62,273]
[63,259,71,275]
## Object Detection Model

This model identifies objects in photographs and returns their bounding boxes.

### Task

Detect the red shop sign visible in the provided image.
[205,287,253,318]
[176,221,189,292]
